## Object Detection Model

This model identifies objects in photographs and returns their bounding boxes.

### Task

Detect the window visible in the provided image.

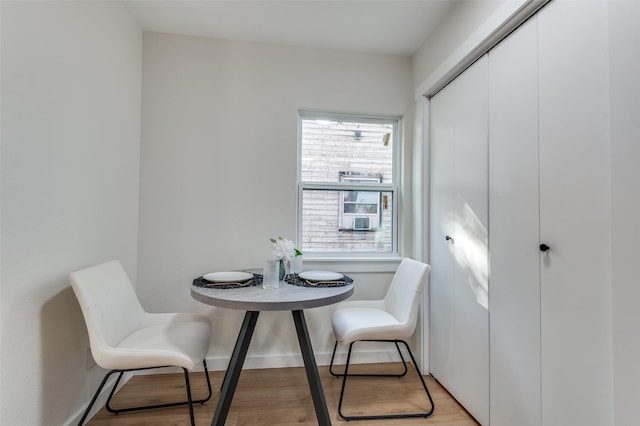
[297,111,399,254]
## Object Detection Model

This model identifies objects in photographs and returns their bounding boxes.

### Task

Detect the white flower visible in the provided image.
[270,237,297,262]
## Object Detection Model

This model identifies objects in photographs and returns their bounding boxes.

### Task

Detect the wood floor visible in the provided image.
[87,363,478,426]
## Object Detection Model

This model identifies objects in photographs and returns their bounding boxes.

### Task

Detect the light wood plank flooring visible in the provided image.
[87,363,478,425]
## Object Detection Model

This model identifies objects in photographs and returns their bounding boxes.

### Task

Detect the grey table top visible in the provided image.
[191,281,354,311]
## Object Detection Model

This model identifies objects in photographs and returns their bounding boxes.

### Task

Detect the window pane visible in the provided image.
[300,119,394,184]
[300,189,393,252]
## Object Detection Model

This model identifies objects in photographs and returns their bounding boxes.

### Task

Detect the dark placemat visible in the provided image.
[285,273,353,288]
[193,274,262,289]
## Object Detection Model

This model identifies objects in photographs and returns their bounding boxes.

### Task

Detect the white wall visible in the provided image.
[610,2,640,425]
[0,2,142,425]
[412,0,506,90]
[138,32,413,369]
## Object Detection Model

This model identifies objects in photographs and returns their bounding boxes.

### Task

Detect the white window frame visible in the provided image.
[296,110,401,261]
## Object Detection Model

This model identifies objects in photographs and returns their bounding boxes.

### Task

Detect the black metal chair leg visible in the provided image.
[106,364,212,414]
[337,342,355,420]
[77,370,120,426]
[183,368,195,426]
[199,359,213,404]
[400,341,435,417]
[105,371,127,414]
[337,339,435,421]
[330,340,408,378]
[329,341,340,377]
[81,362,212,425]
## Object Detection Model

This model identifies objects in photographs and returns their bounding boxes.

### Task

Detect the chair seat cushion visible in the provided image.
[96,317,211,371]
[332,307,414,346]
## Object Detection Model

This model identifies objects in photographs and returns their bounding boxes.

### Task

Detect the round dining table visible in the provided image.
[192,280,354,426]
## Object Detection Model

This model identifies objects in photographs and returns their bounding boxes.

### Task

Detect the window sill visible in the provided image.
[301,255,402,273]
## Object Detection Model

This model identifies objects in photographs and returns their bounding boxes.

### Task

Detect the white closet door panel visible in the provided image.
[538,1,614,425]
[429,56,489,425]
[488,17,541,426]
[451,55,489,426]
[429,80,456,384]
[609,3,640,425]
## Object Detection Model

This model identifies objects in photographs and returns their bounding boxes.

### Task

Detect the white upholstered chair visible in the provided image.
[330,257,435,421]
[70,260,212,426]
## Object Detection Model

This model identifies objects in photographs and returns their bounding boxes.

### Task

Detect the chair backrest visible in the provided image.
[383,258,431,328]
[70,260,146,365]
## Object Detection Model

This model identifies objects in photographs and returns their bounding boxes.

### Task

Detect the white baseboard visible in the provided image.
[206,347,403,371]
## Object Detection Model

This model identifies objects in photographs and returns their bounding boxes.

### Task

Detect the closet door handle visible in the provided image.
[445,235,454,244]
[539,243,550,252]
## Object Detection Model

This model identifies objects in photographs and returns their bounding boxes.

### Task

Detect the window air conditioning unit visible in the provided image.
[353,217,371,231]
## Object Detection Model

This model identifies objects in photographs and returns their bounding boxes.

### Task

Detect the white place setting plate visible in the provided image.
[203,271,254,282]
[299,271,343,281]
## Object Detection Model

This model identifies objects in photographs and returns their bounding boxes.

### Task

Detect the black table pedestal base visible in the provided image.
[211,310,332,426]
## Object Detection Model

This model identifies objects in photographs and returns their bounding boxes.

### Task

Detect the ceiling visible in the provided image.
[123,0,458,56]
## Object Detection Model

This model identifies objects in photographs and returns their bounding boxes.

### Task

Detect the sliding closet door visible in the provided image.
[538,1,614,424]
[452,56,488,425]
[430,55,489,425]
[488,16,541,426]
[429,75,455,388]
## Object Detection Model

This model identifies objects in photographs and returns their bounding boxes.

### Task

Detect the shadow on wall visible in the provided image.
[40,285,94,425]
